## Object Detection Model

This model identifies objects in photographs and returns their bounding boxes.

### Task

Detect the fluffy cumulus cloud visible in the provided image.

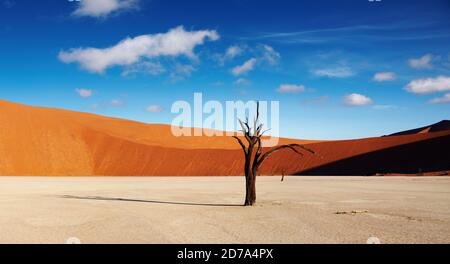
[313,67,354,78]
[145,105,163,113]
[405,76,450,94]
[408,54,434,69]
[373,72,396,82]
[343,93,373,106]
[277,84,306,93]
[73,0,139,18]
[231,58,257,76]
[429,93,450,104]
[75,88,93,98]
[59,26,219,73]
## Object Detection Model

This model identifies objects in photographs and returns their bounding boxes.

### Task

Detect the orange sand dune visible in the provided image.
[0,99,448,176]
[0,100,316,176]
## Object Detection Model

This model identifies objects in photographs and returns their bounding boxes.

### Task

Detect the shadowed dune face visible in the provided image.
[297,134,450,176]
[0,99,449,176]
[257,130,450,176]
[387,120,450,136]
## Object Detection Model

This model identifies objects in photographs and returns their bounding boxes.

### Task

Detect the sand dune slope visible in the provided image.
[0,100,314,175]
[0,100,448,176]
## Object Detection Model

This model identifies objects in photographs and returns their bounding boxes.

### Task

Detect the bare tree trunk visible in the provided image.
[233,102,315,206]
[245,170,256,206]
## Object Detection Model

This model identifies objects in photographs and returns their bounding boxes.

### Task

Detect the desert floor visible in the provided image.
[0,176,449,244]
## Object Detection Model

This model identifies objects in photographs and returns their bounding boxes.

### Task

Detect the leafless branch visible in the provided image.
[256,144,314,169]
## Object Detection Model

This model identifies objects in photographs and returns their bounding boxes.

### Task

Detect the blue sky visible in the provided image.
[0,0,449,140]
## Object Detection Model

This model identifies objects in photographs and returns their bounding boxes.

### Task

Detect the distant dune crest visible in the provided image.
[387,120,450,137]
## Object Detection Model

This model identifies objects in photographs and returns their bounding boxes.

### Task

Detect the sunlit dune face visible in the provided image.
[0,100,448,176]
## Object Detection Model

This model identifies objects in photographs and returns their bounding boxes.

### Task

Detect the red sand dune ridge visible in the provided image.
[0,100,318,175]
[0,99,448,176]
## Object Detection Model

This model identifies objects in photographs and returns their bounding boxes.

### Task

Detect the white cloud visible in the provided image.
[110,99,124,106]
[343,93,373,106]
[373,72,396,82]
[215,45,245,66]
[225,45,244,60]
[145,105,163,113]
[234,78,250,86]
[174,64,195,75]
[90,103,100,110]
[73,0,138,18]
[259,44,280,65]
[122,61,166,76]
[277,84,306,93]
[224,44,280,73]
[429,93,450,104]
[169,64,196,81]
[75,88,93,98]
[408,54,434,69]
[59,26,219,73]
[231,58,257,76]
[405,76,450,94]
[313,67,354,78]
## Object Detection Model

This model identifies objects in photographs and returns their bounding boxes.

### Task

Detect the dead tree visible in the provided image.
[233,102,315,206]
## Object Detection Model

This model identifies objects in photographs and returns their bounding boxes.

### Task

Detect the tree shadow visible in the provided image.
[59,195,243,207]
